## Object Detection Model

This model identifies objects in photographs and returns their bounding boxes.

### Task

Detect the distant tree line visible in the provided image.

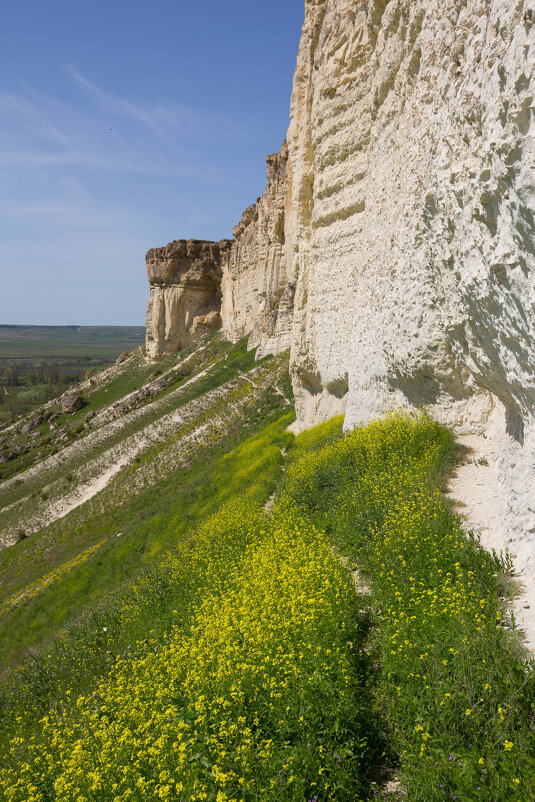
[0,361,88,423]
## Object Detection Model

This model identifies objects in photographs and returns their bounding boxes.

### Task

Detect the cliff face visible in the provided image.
[286,0,535,542]
[221,142,294,358]
[145,239,229,360]
[146,143,293,362]
[145,0,535,544]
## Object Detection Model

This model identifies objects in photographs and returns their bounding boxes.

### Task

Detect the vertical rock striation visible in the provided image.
[145,239,230,360]
[221,142,294,358]
[146,143,293,361]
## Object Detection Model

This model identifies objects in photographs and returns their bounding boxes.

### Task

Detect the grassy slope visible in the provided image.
[0,415,296,725]
[0,335,280,547]
[1,414,376,802]
[0,336,293,665]
[0,333,269,493]
[1,381,534,800]
[283,414,535,801]
[0,338,200,483]
[0,326,146,426]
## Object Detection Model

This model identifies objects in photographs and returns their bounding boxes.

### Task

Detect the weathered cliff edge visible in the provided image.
[145,239,230,360]
[146,144,293,361]
[220,142,294,358]
[146,0,535,554]
[286,0,535,554]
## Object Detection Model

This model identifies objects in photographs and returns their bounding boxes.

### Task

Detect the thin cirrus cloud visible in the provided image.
[68,68,206,141]
[0,68,252,324]
[0,67,242,180]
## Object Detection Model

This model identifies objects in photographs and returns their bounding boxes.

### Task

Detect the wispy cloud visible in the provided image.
[0,69,241,178]
[68,68,207,141]
[0,68,249,325]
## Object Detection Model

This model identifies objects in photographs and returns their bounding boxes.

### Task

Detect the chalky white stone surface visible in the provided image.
[285,0,535,552]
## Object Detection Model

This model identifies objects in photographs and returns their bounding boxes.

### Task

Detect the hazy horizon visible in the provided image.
[0,323,146,329]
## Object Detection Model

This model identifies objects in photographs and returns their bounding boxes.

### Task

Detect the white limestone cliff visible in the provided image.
[286,0,535,553]
[145,239,227,360]
[146,144,294,362]
[145,0,535,565]
[221,142,294,358]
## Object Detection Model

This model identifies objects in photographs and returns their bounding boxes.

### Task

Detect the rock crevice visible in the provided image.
[221,141,294,358]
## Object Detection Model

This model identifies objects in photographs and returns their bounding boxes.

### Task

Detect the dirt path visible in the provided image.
[447,434,535,654]
[44,443,145,525]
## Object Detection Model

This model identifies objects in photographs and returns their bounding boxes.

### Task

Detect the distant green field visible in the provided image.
[0,325,146,423]
[0,325,145,360]
[0,341,142,359]
[0,325,145,340]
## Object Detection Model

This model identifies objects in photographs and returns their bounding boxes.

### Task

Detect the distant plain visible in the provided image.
[0,325,145,423]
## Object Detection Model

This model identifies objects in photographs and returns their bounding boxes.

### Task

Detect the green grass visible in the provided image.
[0,414,296,744]
[282,413,535,800]
[0,335,256,513]
[0,414,379,802]
[0,325,145,426]
[0,332,262,490]
[0,404,294,666]
[0,324,144,351]
[2,408,534,801]
[0,338,289,587]
[71,330,228,420]
[0,359,292,667]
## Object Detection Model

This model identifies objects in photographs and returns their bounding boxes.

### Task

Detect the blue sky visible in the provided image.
[0,1,304,325]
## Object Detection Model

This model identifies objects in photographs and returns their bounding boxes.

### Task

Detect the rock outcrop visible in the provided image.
[21,413,43,435]
[146,145,294,361]
[221,142,294,358]
[61,395,83,414]
[285,0,535,545]
[145,239,230,360]
[115,351,129,366]
[145,0,535,548]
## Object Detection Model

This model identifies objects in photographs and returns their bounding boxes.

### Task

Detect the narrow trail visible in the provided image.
[447,434,535,655]
[44,439,147,526]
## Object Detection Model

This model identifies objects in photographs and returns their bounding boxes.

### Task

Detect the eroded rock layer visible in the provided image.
[286,0,535,544]
[145,239,230,360]
[145,0,535,547]
[221,142,294,358]
[146,143,293,361]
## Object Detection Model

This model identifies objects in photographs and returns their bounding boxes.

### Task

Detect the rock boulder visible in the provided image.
[21,413,43,435]
[115,351,129,366]
[61,395,83,414]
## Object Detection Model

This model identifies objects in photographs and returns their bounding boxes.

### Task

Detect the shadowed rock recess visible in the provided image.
[146,0,535,552]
